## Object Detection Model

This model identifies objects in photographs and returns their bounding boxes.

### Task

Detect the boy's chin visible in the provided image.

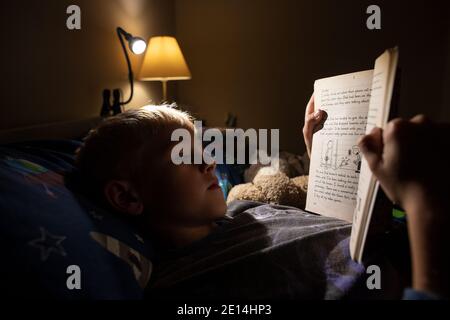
[206,196,228,218]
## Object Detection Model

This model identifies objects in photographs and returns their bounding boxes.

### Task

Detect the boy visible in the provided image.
[75,106,227,249]
[75,102,448,299]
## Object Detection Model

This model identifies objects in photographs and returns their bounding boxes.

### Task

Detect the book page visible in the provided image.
[306,70,373,222]
[350,48,399,262]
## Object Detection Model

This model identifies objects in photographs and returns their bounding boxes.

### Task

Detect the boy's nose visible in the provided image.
[200,160,216,174]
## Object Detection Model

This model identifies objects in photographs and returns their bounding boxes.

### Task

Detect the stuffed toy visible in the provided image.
[243,151,309,182]
[227,151,310,209]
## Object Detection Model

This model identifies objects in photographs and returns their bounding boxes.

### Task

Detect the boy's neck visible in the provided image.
[153,222,218,249]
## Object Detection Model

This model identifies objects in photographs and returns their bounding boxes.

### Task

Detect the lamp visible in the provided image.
[139,36,191,101]
[116,27,147,105]
[100,27,147,117]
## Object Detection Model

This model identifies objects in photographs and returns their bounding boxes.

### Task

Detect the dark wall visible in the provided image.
[0,0,175,131]
[1,0,448,154]
[175,0,450,154]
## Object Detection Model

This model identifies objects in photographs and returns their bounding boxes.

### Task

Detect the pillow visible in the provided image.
[0,140,153,299]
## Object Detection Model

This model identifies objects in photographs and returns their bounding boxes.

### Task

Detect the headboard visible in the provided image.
[0,117,101,144]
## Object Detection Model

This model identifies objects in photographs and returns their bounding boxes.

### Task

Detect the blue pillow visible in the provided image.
[0,140,153,299]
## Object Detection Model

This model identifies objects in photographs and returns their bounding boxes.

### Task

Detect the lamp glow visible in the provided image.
[130,38,147,55]
[139,36,191,101]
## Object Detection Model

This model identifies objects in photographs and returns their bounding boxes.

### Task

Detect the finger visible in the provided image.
[313,123,324,134]
[382,118,405,143]
[358,127,384,175]
[303,110,325,138]
[307,109,326,122]
[313,111,328,133]
[410,114,430,125]
[317,110,328,125]
[305,93,315,120]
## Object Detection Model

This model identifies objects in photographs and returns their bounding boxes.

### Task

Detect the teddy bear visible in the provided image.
[226,151,310,210]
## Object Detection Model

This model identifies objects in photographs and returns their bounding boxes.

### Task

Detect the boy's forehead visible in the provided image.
[144,123,195,155]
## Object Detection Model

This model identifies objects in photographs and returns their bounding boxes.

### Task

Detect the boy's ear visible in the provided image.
[104,180,144,216]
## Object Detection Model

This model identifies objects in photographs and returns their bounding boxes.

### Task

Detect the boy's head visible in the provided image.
[75,104,227,231]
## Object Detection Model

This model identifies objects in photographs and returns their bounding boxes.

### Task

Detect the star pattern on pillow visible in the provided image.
[89,210,104,220]
[135,234,144,243]
[28,227,67,261]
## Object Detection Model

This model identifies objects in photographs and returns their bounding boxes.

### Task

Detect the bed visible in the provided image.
[0,119,408,299]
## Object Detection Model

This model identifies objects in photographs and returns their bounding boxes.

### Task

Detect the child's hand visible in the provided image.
[303,94,327,158]
[358,115,450,297]
[357,115,449,209]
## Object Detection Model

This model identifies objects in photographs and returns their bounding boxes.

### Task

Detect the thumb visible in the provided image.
[358,127,384,176]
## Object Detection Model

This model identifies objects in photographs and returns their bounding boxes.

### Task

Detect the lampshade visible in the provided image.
[139,36,191,81]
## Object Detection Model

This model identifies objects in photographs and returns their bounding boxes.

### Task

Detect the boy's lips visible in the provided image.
[207,179,220,190]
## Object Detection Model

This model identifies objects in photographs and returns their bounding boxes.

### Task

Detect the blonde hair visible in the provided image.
[74,104,193,197]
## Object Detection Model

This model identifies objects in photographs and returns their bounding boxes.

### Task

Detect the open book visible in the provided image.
[305,47,399,263]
